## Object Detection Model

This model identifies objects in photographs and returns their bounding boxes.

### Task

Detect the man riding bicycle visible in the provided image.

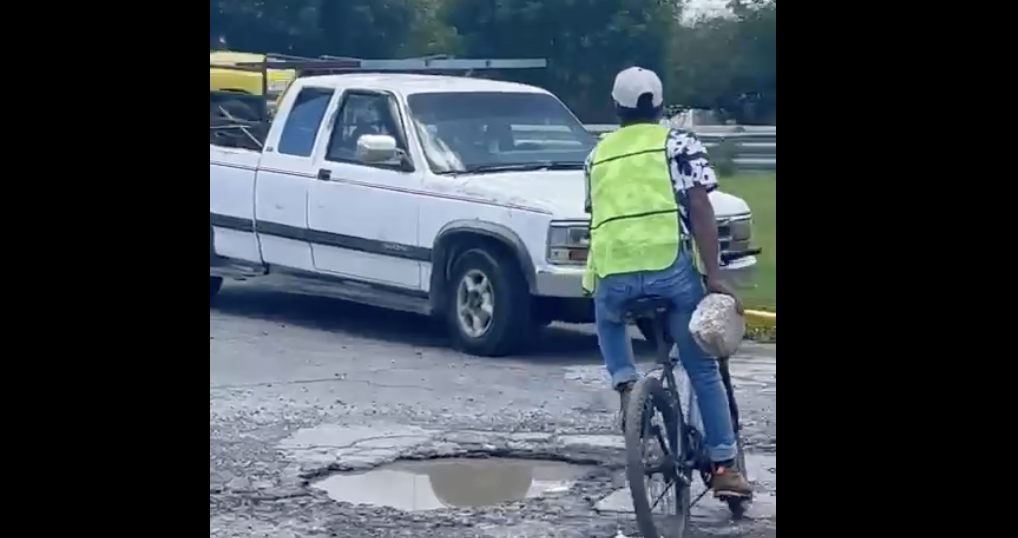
[582,67,753,498]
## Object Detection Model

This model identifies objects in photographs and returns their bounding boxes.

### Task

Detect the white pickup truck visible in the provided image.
[210,74,758,357]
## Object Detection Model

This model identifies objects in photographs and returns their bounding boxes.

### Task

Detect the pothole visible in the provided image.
[314,458,593,512]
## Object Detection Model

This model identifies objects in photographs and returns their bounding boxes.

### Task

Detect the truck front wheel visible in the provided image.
[211,277,223,301]
[446,248,535,357]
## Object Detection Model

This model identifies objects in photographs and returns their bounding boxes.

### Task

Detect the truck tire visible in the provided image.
[446,248,535,357]
[211,277,223,301]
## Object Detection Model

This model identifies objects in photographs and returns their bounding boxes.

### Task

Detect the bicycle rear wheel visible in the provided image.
[625,376,692,538]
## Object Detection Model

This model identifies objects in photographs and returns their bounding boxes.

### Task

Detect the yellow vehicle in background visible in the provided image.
[210,51,299,127]
[210,51,296,101]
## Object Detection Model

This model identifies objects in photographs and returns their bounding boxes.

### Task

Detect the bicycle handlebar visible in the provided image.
[721,248,763,265]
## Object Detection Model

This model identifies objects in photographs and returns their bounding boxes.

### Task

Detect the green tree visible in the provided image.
[442,0,682,122]
[211,0,421,58]
[669,0,776,124]
[730,0,776,123]
[402,0,462,56]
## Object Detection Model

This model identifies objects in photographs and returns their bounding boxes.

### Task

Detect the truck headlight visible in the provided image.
[548,223,590,265]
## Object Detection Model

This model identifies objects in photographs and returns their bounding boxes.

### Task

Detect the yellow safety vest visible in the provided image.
[583,124,682,293]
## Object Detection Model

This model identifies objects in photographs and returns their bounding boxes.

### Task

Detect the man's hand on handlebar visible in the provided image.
[705,275,744,315]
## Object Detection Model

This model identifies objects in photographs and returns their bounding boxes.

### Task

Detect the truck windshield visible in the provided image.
[406,92,597,175]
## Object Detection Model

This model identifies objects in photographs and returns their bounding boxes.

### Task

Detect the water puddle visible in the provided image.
[314,458,591,511]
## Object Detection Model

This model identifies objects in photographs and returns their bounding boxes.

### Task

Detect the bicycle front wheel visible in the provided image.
[625,376,692,538]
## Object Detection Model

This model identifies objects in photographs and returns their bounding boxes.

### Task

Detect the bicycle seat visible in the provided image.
[621,296,674,322]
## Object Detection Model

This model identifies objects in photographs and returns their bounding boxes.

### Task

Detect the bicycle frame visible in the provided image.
[624,258,760,533]
[649,322,742,452]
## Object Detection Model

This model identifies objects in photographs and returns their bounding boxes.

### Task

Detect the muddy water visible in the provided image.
[314,458,593,512]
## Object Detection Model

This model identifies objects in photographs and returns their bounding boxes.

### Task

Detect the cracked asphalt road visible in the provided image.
[210,282,777,538]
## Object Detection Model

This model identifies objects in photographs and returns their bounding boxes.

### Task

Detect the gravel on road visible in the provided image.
[210,283,777,538]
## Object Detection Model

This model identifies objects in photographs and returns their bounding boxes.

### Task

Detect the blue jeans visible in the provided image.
[594,250,739,463]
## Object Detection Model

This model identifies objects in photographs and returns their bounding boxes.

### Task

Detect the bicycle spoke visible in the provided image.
[643,426,677,477]
[650,479,676,511]
[653,428,673,458]
[690,488,710,508]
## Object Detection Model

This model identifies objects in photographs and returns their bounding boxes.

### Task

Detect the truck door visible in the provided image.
[255,86,337,272]
[308,90,424,291]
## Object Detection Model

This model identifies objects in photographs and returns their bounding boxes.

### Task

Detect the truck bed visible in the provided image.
[210,92,267,150]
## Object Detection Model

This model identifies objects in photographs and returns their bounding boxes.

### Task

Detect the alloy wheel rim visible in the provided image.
[456,270,496,339]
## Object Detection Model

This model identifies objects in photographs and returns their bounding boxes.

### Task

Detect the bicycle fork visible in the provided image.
[718,358,742,434]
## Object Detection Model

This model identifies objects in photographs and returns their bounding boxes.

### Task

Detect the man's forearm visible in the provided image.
[689,194,723,279]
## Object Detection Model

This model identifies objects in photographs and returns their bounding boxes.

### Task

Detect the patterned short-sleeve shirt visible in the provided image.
[585,129,719,236]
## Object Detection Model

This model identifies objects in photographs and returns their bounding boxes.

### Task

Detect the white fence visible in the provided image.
[584,125,777,171]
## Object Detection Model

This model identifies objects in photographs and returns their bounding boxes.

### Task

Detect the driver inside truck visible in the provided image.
[333,97,403,159]
[354,99,400,140]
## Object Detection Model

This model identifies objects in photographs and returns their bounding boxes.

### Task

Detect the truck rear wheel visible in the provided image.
[211,277,223,301]
[446,248,534,357]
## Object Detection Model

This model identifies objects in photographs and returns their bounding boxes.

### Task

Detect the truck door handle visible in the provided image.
[317,169,331,181]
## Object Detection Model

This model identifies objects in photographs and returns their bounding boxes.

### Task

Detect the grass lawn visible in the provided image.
[719,172,776,311]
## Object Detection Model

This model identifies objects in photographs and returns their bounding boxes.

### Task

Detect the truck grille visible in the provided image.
[718,215,753,254]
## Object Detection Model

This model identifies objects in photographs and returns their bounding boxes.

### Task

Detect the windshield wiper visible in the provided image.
[462,162,586,174]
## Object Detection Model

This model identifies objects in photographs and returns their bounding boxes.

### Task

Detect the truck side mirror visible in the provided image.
[356,135,399,164]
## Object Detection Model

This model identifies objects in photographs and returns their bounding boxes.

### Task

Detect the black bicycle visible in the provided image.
[622,251,758,538]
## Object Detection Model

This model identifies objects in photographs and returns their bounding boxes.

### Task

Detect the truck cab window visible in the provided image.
[408,92,595,174]
[277,88,334,157]
[326,93,407,165]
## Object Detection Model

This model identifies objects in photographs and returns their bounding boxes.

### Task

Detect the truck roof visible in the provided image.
[296,73,551,97]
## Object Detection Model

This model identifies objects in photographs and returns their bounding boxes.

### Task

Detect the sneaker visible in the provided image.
[712,464,753,498]
[617,382,635,432]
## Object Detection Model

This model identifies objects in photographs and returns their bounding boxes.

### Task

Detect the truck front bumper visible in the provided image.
[536,265,588,298]
[535,256,760,299]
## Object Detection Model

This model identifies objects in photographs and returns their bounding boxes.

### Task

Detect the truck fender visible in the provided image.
[430,221,538,307]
